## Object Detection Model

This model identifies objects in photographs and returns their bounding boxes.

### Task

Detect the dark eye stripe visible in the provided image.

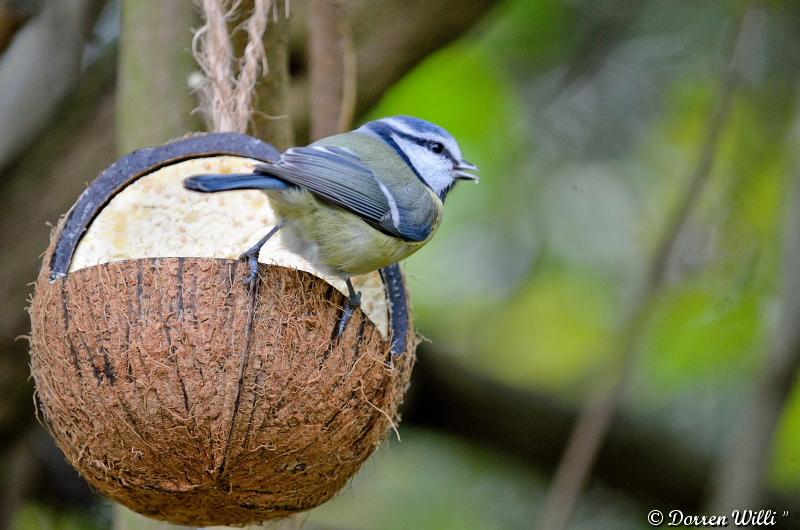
[388,128,458,164]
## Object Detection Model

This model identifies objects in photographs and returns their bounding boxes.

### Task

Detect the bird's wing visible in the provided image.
[255,145,429,242]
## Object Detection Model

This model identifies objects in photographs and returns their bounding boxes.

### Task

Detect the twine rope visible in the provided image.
[192,0,282,133]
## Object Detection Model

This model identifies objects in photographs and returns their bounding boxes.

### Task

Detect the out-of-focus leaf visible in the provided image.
[308,428,645,530]
[474,266,615,392]
[309,430,542,530]
[770,383,800,493]
[639,279,762,393]
[10,503,105,530]
[481,0,579,73]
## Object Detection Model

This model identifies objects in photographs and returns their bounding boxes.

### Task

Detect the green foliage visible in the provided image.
[481,0,579,73]
[478,266,615,393]
[771,384,800,492]
[310,430,543,530]
[10,503,105,530]
[641,279,762,393]
[309,428,647,530]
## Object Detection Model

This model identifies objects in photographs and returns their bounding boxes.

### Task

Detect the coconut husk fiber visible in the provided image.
[28,133,416,527]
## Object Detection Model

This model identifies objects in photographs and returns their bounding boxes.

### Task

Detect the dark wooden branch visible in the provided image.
[308,0,355,139]
[539,9,758,530]
[350,0,497,117]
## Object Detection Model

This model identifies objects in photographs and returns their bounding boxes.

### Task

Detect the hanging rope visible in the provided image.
[192,0,284,133]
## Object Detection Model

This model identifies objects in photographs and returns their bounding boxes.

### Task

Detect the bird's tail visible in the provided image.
[183,173,290,193]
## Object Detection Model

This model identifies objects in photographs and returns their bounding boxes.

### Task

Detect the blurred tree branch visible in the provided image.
[0,0,106,170]
[347,0,497,118]
[0,0,37,53]
[117,0,202,153]
[708,88,800,511]
[0,47,117,454]
[406,349,712,507]
[308,0,355,139]
[551,0,643,98]
[539,8,759,530]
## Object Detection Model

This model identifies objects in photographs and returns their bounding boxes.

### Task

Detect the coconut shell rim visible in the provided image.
[48,132,281,281]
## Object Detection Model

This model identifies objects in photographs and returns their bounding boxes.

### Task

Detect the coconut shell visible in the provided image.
[28,133,416,527]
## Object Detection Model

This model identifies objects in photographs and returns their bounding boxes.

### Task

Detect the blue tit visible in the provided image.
[184,115,478,336]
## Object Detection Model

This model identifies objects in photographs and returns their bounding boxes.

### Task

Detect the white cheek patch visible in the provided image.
[392,134,453,196]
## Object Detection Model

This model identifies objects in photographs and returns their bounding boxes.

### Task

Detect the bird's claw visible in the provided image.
[236,220,286,292]
[334,290,362,339]
[239,250,260,291]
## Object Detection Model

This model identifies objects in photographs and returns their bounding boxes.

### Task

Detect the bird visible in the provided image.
[183,115,478,337]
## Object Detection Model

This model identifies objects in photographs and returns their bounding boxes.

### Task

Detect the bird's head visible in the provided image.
[358,115,478,200]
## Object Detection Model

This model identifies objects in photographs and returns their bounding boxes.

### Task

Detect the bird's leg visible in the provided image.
[239,219,287,290]
[335,278,362,338]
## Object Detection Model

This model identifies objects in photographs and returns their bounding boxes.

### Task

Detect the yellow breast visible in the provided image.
[268,188,440,277]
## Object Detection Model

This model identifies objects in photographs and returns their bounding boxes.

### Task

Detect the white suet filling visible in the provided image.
[70,156,390,337]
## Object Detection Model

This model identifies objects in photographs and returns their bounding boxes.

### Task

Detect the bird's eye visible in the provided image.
[428,141,445,154]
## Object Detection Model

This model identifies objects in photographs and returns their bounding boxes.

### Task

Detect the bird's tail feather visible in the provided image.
[183,173,290,193]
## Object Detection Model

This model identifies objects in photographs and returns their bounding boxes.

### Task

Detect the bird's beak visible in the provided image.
[454,160,479,182]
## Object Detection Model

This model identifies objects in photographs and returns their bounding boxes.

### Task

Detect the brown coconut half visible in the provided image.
[28,133,415,527]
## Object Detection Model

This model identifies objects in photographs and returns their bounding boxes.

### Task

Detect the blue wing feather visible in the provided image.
[254,147,429,242]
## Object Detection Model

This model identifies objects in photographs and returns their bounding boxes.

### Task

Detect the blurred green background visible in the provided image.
[3,0,800,529]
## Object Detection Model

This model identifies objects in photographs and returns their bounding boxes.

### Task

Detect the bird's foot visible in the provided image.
[237,220,287,292]
[238,248,260,292]
[334,290,362,339]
